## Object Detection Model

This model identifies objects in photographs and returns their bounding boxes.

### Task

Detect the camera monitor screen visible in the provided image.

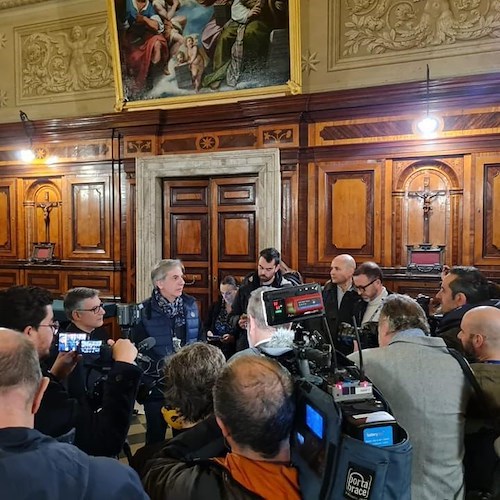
[262,284,324,326]
[306,403,324,439]
[58,333,87,352]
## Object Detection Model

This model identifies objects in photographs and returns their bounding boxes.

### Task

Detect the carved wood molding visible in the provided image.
[311,107,500,147]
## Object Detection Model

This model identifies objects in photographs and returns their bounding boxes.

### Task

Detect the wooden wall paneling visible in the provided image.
[23,178,63,260]
[281,168,299,270]
[66,271,116,299]
[474,155,500,265]
[25,268,65,294]
[63,174,111,260]
[306,162,318,265]
[461,154,473,265]
[0,269,20,288]
[312,161,382,266]
[384,279,440,299]
[393,158,463,268]
[382,160,392,267]
[0,179,17,258]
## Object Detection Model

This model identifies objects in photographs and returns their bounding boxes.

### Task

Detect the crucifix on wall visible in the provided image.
[408,176,446,246]
[36,192,61,243]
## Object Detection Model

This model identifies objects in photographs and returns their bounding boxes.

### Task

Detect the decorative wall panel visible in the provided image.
[475,157,500,264]
[308,161,382,265]
[0,179,16,256]
[64,176,111,259]
[14,14,113,105]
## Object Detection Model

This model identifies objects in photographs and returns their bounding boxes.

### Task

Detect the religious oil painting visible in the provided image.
[107,0,301,110]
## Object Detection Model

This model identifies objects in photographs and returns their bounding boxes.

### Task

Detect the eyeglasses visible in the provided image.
[38,321,59,334]
[78,303,104,314]
[356,278,378,293]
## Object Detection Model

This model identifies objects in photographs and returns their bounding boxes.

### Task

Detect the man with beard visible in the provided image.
[458,306,500,495]
[0,285,140,457]
[225,247,293,351]
[434,266,492,354]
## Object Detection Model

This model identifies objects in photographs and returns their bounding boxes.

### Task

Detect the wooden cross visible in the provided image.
[36,192,61,242]
[408,177,446,245]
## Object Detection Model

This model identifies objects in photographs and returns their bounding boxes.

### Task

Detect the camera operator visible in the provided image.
[143,355,300,500]
[63,287,109,341]
[0,285,141,458]
[0,328,148,500]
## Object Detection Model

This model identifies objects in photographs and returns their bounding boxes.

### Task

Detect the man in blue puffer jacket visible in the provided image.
[133,259,202,444]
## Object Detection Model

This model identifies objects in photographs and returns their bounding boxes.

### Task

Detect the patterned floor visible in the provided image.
[119,410,147,463]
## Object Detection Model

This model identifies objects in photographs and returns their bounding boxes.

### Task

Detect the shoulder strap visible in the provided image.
[447,348,485,402]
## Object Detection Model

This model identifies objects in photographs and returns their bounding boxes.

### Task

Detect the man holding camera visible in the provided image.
[143,355,300,500]
[0,327,148,499]
[64,287,108,341]
[0,285,141,457]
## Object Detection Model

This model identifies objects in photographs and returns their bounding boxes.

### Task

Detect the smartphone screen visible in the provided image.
[58,333,87,352]
[79,340,103,354]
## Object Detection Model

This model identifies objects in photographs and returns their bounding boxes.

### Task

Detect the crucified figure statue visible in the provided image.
[408,177,446,245]
[36,197,61,242]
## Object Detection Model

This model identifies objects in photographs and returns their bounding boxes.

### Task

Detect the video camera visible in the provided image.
[261,284,412,500]
[337,321,379,350]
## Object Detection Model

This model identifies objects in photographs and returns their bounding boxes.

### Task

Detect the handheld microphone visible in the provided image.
[136,337,156,363]
[137,336,156,352]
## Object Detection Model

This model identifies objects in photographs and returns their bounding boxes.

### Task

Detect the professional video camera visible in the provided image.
[337,321,379,350]
[261,284,412,500]
[116,303,144,338]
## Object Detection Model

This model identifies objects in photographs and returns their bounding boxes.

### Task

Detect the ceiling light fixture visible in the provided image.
[416,65,440,137]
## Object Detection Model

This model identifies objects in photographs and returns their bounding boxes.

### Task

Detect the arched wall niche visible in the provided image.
[393,157,464,266]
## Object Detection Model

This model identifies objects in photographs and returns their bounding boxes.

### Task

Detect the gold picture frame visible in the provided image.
[107,0,302,111]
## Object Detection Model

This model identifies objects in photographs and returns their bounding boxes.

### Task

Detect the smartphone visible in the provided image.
[79,340,103,355]
[58,333,87,352]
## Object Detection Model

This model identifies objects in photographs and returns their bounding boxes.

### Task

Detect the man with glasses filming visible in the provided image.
[0,285,141,457]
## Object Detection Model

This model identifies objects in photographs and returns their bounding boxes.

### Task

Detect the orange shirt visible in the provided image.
[214,453,301,500]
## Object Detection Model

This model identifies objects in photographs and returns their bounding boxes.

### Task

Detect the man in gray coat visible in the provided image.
[349,294,471,500]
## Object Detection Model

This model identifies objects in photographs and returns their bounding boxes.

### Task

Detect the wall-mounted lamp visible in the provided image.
[18,110,58,164]
[416,65,440,137]
[19,110,36,162]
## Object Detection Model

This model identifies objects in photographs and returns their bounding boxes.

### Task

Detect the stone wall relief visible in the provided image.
[338,0,500,57]
[16,16,113,101]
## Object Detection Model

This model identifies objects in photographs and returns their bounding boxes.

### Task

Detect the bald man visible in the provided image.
[0,328,147,499]
[322,254,359,353]
[458,306,500,416]
[458,306,500,494]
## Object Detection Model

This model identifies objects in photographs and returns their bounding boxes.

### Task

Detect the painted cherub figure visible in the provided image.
[185,34,207,92]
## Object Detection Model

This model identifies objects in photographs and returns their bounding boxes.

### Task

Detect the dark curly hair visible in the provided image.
[163,342,225,423]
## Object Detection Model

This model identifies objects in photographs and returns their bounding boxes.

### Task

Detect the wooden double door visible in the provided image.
[162,175,259,320]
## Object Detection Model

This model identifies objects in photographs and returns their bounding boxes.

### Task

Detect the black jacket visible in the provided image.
[35,359,141,457]
[322,282,360,339]
[142,416,260,500]
[229,270,293,351]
